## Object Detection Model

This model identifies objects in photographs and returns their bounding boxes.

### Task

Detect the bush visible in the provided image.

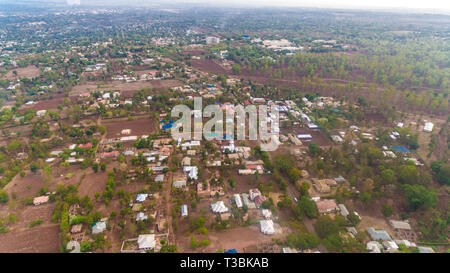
[381,205,394,217]
[0,190,8,203]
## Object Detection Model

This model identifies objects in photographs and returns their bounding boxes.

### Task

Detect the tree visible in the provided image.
[404,184,438,211]
[431,161,450,185]
[308,142,321,156]
[398,165,419,184]
[381,205,394,217]
[100,162,106,172]
[347,212,360,226]
[231,64,241,74]
[297,196,318,218]
[190,235,197,249]
[160,245,177,253]
[314,215,340,238]
[0,190,8,203]
[286,233,320,250]
[381,169,396,185]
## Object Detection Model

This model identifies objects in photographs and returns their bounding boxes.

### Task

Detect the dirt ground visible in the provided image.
[101,116,157,138]
[289,127,333,146]
[177,225,286,253]
[3,170,47,200]
[23,92,72,111]
[190,59,228,75]
[70,79,182,97]
[3,65,40,80]
[0,224,60,253]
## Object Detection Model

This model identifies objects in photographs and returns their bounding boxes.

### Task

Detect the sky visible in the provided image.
[62,0,450,12]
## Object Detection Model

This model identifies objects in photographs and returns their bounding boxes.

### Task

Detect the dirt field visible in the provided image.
[70,79,183,97]
[0,224,60,253]
[290,127,332,146]
[190,59,228,74]
[102,116,157,138]
[177,225,286,253]
[25,93,72,111]
[3,65,40,80]
[3,170,47,200]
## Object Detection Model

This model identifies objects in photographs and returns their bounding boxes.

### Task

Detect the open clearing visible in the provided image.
[70,79,183,97]
[0,224,60,253]
[2,65,40,80]
[102,116,157,138]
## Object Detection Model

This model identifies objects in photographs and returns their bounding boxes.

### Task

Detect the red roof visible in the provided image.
[246,165,263,170]
[78,143,93,149]
[101,151,119,158]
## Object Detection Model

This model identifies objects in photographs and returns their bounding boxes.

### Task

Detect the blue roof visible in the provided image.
[224,249,238,253]
[207,84,214,87]
[162,124,174,129]
[392,146,410,153]
[223,134,233,140]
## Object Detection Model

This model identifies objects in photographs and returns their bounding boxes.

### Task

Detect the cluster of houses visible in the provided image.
[365,219,430,253]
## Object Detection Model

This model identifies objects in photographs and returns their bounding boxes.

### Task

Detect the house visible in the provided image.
[262,209,272,219]
[383,241,399,252]
[206,160,222,167]
[282,247,299,253]
[136,194,148,203]
[183,166,198,180]
[338,204,349,217]
[366,241,382,253]
[331,135,343,143]
[78,143,92,149]
[245,164,264,174]
[101,151,119,159]
[367,227,392,241]
[181,204,188,217]
[389,220,411,231]
[70,224,83,234]
[241,193,256,209]
[314,199,338,214]
[33,195,49,206]
[423,122,434,132]
[334,175,346,183]
[173,180,187,188]
[66,241,81,253]
[138,234,156,251]
[418,246,435,253]
[50,150,63,156]
[260,220,275,235]
[36,110,46,117]
[154,174,165,182]
[234,194,243,208]
[297,134,312,140]
[182,157,191,166]
[313,180,331,194]
[136,212,148,221]
[211,201,229,214]
[394,240,417,248]
[92,221,107,234]
[346,227,358,236]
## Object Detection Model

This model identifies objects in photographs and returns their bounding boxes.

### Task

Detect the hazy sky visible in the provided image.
[63,0,450,12]
[187,0,450,11]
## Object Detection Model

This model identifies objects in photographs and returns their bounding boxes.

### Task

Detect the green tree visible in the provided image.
[404,184,438,211]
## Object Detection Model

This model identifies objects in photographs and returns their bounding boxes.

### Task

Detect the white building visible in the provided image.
[423,122,434,132]
[206,36,220,44]
[138,234,156,251]
[260,220,275,235]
